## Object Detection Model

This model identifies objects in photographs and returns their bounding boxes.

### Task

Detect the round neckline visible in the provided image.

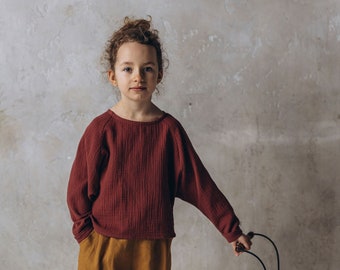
[107,109,168,125]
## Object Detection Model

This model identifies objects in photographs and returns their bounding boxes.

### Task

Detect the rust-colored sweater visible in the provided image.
[67,110,242,243]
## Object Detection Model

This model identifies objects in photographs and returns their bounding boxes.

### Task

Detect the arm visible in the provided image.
[173,123,243,243]
[67,125,107,243]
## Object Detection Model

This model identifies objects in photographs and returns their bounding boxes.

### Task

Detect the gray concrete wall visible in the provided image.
[1,0,339,269]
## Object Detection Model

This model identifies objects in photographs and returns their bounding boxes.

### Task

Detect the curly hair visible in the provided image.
[103,16,167,74]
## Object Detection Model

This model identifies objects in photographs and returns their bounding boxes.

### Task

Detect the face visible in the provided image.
[108,42,163,103]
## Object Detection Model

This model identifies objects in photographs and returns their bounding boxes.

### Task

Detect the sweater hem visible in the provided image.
[93,225,176,240]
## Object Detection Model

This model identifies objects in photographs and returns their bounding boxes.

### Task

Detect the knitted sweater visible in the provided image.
[67,110,242,243]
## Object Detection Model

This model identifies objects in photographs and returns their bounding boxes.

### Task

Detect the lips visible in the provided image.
[130,86,146,91]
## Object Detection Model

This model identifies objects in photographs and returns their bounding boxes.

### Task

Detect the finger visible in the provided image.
[231,242,240,256]
[243,238,252,250]
[243,242,250,250]
[233,248,241,256]
[236,237,249,250]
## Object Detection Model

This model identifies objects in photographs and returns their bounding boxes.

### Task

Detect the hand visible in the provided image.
[231,234,252,256]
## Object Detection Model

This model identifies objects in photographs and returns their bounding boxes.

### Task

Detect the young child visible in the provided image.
[67,17,252,270]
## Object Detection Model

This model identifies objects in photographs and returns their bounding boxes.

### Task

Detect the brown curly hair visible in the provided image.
[103,16,167,74]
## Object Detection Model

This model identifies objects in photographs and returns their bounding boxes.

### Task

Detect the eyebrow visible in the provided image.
[118,61,156,66]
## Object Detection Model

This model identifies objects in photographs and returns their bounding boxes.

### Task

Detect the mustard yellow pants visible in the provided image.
[78,231,172,270]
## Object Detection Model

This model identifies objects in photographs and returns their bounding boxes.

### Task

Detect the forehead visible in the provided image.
[116,42,158,64]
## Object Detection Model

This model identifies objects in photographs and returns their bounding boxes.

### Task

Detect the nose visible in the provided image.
[133,69,145,82]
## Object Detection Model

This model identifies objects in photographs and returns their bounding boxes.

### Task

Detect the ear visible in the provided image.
[108,69,117,86]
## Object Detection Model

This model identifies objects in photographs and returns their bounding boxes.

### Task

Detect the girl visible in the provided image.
[67,17,252,270]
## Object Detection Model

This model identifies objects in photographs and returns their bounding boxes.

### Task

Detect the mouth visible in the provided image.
[130,86,146,91]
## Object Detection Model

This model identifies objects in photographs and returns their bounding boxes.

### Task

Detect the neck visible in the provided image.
[111,99,162,122]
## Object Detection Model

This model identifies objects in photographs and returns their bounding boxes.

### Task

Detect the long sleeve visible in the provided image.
[173,124,242,243]
[67,120,108,243]
[66,110,242,242]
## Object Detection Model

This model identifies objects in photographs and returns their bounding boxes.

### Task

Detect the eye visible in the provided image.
[144,66,154,72]
[123,67,132,72]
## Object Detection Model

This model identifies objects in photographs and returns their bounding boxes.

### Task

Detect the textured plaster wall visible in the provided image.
[1,0,339,269]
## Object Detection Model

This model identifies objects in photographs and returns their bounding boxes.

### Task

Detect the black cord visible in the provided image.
[243,250,266,270]
[252,232,280,270]
[235,232,280,270]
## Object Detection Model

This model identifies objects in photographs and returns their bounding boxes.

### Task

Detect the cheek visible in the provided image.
[114,73,127,82]
[148,72,159,80]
